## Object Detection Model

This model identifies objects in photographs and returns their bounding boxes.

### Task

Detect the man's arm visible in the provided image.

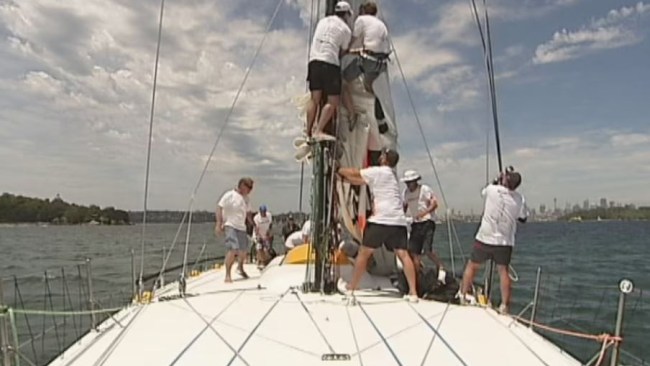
[422,196,438,217]
[418,188,438,219]
[337,167,367,186]
[215,206,224,235]
[518,199,529,223]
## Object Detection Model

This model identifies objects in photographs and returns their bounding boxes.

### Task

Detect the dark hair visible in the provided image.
[335,11,349,18]
[382,148,399,167]
[361,2,378,15]
[238,177,254,189]
[506,172,521,190]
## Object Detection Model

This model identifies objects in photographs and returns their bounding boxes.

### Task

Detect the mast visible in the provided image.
[303,0,338,294]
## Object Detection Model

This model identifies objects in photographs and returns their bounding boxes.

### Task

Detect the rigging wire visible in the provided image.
[153,0,285,283]
[138,0,166,295]
[469,0,504,173]
[385,37,467,264]
[483,0,503,173]
[298,0,317,213]
[371,1,469,267]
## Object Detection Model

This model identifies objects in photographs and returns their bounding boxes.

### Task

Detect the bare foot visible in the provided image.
[224,277,233,283]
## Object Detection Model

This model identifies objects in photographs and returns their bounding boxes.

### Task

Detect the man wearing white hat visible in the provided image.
[401,169,445,273]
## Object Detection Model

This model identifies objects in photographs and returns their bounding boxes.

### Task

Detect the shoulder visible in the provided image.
[219,189,233,201]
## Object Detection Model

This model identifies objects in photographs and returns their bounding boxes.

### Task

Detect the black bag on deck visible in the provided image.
[394,266,460,303]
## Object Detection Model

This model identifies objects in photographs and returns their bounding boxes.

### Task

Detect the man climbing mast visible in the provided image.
[306,1,356,141]
[349,1,390,93]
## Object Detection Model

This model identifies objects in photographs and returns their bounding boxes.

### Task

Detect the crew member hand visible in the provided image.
[215,223,225,236]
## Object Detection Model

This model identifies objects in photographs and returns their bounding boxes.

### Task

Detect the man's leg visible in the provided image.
[313,95,340,137]
[423,221,444,270]
[461,261,481,296]
[341,81,358,124]
[461,241,490,296]
[497,264,511,313]
[236,230,249,278]
[346,246,375,291]
[394,249,418,297]
[306,91,322,137]
[408,223,424,274]
[255,239,263,266]
[224,250,236,283]
[411,254,423,274]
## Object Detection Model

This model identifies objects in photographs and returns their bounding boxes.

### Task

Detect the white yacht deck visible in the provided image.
[48,259,582,366]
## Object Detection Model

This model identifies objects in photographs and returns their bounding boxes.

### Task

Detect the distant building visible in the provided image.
[600,198,607,208]
[572,204,581,212]
[609,201,615,209]
[583,199,589,210]
[539,204,546,214]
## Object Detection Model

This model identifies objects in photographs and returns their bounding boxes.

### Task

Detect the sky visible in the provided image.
[0,0,649,215]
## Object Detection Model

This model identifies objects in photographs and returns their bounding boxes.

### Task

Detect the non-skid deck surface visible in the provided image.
[49,261,581,366]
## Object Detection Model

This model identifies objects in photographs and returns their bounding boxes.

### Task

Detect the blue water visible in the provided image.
[1,221,648,365]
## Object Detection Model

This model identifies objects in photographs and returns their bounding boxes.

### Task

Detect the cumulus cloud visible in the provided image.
[400,129,650,213]
[533,2,650,64]
[0,0,648,216]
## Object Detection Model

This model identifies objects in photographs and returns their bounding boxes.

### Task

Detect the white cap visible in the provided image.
[334,1,352,14]
[400,169,421,182]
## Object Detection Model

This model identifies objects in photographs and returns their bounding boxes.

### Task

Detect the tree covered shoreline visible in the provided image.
[0,193,130,225]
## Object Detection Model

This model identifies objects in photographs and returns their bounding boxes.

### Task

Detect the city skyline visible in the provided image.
[0,0,649,214]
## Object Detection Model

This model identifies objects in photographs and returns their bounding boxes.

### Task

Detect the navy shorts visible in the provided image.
[362,222,407,251]
[408,221,436,255]
[470,241,512,266]
[307,60,342,96]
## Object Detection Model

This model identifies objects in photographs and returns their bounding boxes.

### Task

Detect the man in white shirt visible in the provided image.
[344,2,390,93]
[460,168,528,314]
[306,1,353,141]
[401,170,445,273]
[216,177,254,283]
[253,205,273,268]
[336,148,419,302]
[283,218,312,252]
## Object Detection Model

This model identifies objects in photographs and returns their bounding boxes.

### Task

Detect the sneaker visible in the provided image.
[238,269,249,279]
[403,294,419,303]
[294,145,311,161]
[337,278,352,297]
[498,303,509,315]
[456,291,476,305]
[293,136,307,148]
[456,291,467,305]
[437,268,447,284]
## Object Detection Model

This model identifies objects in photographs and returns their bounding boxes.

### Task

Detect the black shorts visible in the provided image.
[408,221,436,255]
[470,241,512,266]
[362,222,407,251]
[307,60,341,96]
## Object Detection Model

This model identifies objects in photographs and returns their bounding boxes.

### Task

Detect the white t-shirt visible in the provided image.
[309,15,351,66]
[284,231,304,249]
[217,189,252,231]
[475,184,528,247]
[352,15,389,54]
[360,166,407,226]
[253,212,273,239]
[403,184,437,223]
[301,220,312,239]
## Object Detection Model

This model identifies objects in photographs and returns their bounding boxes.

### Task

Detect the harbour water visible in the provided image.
[1,220,648,365]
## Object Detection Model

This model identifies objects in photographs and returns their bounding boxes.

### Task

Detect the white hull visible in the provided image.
[48,256,581,366]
